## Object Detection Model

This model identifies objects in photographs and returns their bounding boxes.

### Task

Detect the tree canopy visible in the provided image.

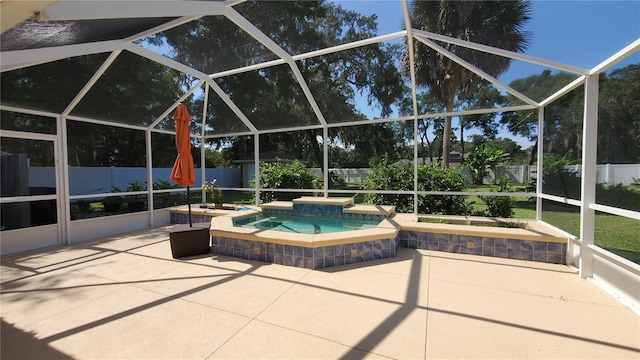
[2,0,637,171]
[148,0,405,170]
[501,65,640,164]
[402,0,531,167]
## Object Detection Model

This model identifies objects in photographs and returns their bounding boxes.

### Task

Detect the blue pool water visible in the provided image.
[233,214,380,234]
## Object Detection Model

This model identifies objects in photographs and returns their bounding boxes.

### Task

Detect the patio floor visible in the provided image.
[1,225,638,359]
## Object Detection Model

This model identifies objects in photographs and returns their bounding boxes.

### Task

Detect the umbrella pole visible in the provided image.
[187,186,193,227]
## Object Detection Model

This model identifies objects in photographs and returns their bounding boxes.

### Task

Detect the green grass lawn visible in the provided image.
[539,202,640,264]
[220,190,254,205]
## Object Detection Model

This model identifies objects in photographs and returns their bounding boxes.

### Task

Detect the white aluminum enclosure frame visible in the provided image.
[0,0,638,313]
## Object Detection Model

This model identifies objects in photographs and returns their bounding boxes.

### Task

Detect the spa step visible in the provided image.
[259,201,294,210]
[292,196,354,207]
[343,204,395,216]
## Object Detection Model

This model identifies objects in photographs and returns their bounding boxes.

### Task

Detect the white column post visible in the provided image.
[201,85,210,201]
[145,129,154,227]
[323,127,329,198]
[579,74,599,279]
[401,0,420,215]
[536,107,544,220]
[254,134,260,206]
[57,115,69,245]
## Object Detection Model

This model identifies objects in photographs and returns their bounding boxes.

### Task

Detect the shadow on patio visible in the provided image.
[1,226,638,359]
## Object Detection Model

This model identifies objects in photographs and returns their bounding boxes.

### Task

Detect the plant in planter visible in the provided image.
[152,179,181,208]
[103,187,123,213]
[202,179,223,208]
[75,200,91,214]
[126,181,147,212]
[479,176,515,218]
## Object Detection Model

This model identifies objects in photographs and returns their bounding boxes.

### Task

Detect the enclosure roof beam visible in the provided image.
[590,37,640,76]
[1,40,123,72]
[210,59,287,79]
[414,35,539,108]
[62,50,122,117]
[418,105,534,120]
[64,114,151,131]
[124,15,201,43]
[149,80,205,130]
[124,42,207,80]
[203,131,254,140]
[412,28,590,76]
[208,31,406,80]
[224,7,328,127]
[124,43,257,134]
[205,78,259,134]
[38,0,224,21]
[539,76,586,108]
[292,31,407,61]
[0,105,61,119]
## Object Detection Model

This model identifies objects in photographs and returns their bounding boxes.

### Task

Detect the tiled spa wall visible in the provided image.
[210,231,565,269]
[396,230,567,264]
[210,236,401,270]
[170,212,214,224]
[263,203,389,221]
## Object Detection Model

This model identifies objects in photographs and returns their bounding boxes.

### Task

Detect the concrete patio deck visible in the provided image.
[1,225,638,359]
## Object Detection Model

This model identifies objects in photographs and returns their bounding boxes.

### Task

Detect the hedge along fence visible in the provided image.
[362,160,471,215]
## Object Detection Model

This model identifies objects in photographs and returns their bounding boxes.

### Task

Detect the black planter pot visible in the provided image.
[169,222,211,258]
[104,203,121,213]
[128,201,144,212]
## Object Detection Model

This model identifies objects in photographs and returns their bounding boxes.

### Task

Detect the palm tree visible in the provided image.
[403,0,531,167]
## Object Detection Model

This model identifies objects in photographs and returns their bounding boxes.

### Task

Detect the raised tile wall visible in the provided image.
[396,230,566,264]
[262,207,386,221]
[211,236,399,269]
[292,203,345,217]
[171,211,567,267]
[170,212,214,224]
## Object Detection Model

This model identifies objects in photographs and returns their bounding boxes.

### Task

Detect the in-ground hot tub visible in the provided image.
[170,197,568,268]
[233,213,381,234]
[209,197,400,269]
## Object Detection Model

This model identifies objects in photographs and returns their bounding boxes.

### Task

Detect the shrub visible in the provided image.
[542,166,640,212]
[417,163,471,215]
[596,183,640,212]
[465,145,509,185]
[363,157,415,212]
[542,168,582,199]
[541,151,581,199]
[479,176,515,218]
[251,161,320,203]
[363,157,470,215]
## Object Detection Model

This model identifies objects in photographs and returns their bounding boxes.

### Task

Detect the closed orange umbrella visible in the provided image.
[169,103,195,226]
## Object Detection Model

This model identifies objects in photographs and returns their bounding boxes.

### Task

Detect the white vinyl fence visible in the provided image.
[25,164,638,195]
[312,164,639,186]
[27,167,241,196]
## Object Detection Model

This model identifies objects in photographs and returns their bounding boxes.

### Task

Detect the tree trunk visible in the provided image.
[442,95,455,168]
[419,120,429,163]
[426,135,433,164]
[460,121,465,164]
[307,129,324,173]
[528,139,538,166]
[239,136,248,159]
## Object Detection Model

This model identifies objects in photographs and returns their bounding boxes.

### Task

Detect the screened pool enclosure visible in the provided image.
[1,1,638,312]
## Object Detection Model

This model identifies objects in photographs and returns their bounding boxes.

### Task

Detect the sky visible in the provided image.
[333,0,640,148]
